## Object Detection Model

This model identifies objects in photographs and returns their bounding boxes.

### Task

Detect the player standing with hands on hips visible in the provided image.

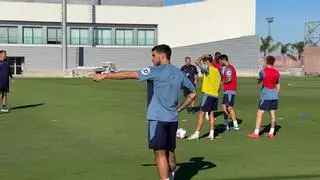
[94,44,196,180]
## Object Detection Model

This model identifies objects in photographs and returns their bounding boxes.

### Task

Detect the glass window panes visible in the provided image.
[8,27,18,43]
[95,29,112,45]
[23,27,43,44]
[70,28,79,45]
[0,26,18,44]
[0,27,7,43]
[146,30,155,45]
[70,28,89,45]
[33,28,43,44]
[116,29,133,45]
[124,30,133,45]
[80,29,89,45]
[116,29,124,45]
[137,30,145,45]
[23,27,33,44]
[47,27,61,44]
[138,29,155,46]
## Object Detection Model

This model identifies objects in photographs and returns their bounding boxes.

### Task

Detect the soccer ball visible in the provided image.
[176,128,187,139]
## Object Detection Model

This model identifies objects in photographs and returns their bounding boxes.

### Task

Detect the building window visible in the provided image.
[116,29,133,45]
[0,26,18,44]
[95,29,112,45]
[138,29,156,46]
[23,27,43,44]
[70,28,89,45]
[47,27,62,44]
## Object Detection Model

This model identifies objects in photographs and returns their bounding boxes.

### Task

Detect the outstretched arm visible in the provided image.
[94,71,139,81]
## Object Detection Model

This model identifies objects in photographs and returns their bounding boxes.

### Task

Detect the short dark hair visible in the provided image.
[152,44,172,60]
[215,52,221,56]
[266,56,275,65]
[208,54,213,63]
[220,54,229,61]
[185,56,191,60]
[0,50,5,54]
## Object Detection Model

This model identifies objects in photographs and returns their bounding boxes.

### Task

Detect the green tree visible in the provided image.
[260,36,278,56]
[292,41,305,60]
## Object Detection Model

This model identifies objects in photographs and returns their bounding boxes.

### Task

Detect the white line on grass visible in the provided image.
[287,84,320,88]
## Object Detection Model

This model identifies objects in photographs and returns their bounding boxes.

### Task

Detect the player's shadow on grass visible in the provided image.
[141,157,216,180]
[10,103,46,111]
[259,123,282,136]
[219,174,320,180]
[174,157,216,180]
[199,118,244,139]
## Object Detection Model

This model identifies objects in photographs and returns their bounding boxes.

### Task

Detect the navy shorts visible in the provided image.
[222,94,235,107]
[0,87,9,93]
[148,120,178,151]
[200,94,218,113]
[258,100,278,111]
[183,85,196,97]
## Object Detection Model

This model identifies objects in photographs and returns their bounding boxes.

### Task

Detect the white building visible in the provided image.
[0,0,259,77]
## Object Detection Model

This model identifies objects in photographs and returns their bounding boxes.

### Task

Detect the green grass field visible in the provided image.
[0,77,319,180]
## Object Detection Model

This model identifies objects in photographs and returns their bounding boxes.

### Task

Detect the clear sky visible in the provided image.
[165,0,320,43]
[256,0,320,43]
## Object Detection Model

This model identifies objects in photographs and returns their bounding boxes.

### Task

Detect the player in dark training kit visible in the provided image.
[94,45,196,180]
[181,56,198,113]
[0,50,13,112]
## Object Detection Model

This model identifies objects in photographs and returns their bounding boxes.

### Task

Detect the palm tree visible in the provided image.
[277,42,292,70]
[279,43,291,55]
[292,41,305,60]
[260,36,279,57]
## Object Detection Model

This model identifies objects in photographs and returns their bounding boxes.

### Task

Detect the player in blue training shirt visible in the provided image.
[94,44,197,180]
[0,50,13,112]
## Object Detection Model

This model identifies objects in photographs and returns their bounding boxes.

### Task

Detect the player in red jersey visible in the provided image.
[211,52,222,72]
[248,56,280,139]
[220,54,239,130]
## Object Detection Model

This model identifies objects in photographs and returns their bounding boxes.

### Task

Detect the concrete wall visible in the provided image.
[172,35,260,70]
[83,47,151,70]
[1,45,77,70]
[83,35,260,72]
[95,0,256,47]
[1,35,259,77]
[0,0,256,47]
[304,47,320,74]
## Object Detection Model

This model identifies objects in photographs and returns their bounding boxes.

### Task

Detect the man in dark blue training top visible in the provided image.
[181,56,198,114]
[0,50,13,113]
[94,44,197,180]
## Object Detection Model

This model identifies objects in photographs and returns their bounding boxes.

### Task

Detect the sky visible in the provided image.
[165,0,320,43]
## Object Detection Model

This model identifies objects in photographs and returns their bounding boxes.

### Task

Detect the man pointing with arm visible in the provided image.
[94,44,196,180]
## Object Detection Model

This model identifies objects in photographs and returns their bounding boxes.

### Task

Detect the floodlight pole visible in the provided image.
[266,17,274,37]
[62,0,67,71]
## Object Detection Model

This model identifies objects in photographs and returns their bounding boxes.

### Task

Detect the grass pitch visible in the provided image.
[0,77,319,180]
